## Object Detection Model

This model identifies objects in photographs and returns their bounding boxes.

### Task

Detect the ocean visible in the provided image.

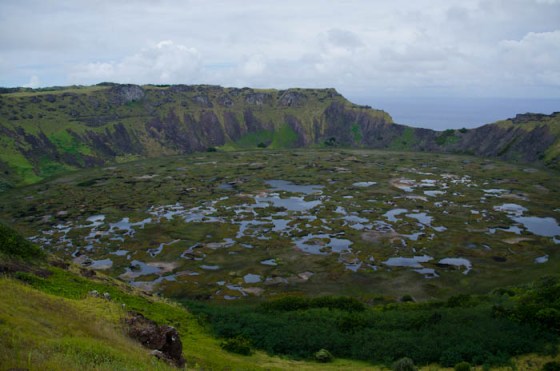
[347,96,560,131]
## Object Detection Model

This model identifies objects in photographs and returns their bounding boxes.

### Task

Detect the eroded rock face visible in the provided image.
[245,92,272,106]
[125,312,185,368]
[109,84,145,105]
[278,90,307,107]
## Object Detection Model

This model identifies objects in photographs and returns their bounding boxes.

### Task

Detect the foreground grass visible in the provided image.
[0,278,174,370]
[0,270,377,370]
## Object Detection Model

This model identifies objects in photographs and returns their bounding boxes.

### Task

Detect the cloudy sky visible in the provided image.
[1,0,559,102]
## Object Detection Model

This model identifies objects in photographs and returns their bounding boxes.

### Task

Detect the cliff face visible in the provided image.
[0,83,558,188]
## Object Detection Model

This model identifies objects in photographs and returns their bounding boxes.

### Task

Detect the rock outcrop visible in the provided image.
[125,311,185,368]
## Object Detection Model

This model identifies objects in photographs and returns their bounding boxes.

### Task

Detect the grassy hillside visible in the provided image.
[0,222,378,370]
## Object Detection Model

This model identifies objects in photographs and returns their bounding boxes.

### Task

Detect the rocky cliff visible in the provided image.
[0,83,558,188]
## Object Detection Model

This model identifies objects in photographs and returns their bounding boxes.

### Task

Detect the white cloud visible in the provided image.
[69,40,202,85]
[240,54,266,77]
[498,31,560,85]
[23,75,40,88]
[1,0,559,98]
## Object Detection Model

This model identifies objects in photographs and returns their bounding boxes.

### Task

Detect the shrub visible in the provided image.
[392,357,417,371]
[324,137,337,147]
[400,295,415,303]
[220,336,252,355]
[454,361,472,371]
[536,308,560,332]
[314,348,334,363]
[543,361,560,371]
[0,223,45,260]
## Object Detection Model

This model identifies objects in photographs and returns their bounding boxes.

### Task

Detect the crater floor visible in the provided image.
[2,149,559,301]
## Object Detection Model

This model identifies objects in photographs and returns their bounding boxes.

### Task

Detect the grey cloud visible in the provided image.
[0,0,558,98]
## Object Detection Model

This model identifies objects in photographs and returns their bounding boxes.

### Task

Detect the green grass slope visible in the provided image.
[0,223,375,370]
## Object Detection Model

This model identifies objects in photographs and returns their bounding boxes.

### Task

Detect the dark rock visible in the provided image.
[49,259,70,270]
[510,112,550,124]
[125,312,185,368]
[244,92,272,106]
[192,95,213,108]
[109,84,145,105]
[88,290,100,298]
[223,111,246,140]
[279,90,307,107]
[80,268,97,277]
[217,94,233,107]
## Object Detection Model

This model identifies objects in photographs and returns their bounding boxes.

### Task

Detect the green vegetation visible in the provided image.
[0,261,373,370]
[314,348,334,363]
[390,127,416,150]
[436,129,460,145]
[454,361,472,371]
[0,222,45,260]
[226,130,275,149]
[392,357,417,371]
[220,336,254,355]
[0,278,176,371]
[270,124,299,148]
[184,287,559,368]
[0,219,376,370]
[351,123,363,143]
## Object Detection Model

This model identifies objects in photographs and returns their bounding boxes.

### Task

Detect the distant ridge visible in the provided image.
[0,83,558,188]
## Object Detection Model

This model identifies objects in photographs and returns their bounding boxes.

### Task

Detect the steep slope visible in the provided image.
[0,84,391,188]
[454,112,560,166]
[0,222,373,370]
[0,83,558,189]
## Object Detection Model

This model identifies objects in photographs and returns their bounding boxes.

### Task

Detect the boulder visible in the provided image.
[125,312,185,368]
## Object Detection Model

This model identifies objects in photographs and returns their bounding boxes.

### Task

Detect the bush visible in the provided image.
[392,357,417,371]
[536,308,560,332]
[314,348,334,363]
[401,295,415,303]
[0,223,45,260]
[220,336,253,355]
[454,361,471,371]
[324,137,337,147]
[543,361,560,371]
[261,296,365,312]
